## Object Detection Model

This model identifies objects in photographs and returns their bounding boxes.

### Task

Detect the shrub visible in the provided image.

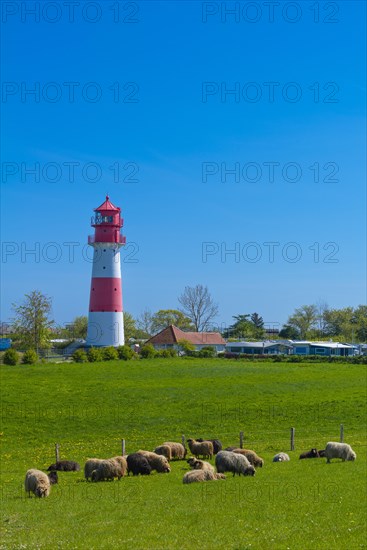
[177,339,196,355]
[158,348,177,358]
[198,346,216,358]
[72,349,88,363]
[140,344,157,359]
[3,348,19,365]
[22,349,38,365]
[87,347,103,362]
[102,347,119,361]
[117,345,134,360]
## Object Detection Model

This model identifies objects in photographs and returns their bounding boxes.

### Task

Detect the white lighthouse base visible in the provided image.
[86,312,125,347]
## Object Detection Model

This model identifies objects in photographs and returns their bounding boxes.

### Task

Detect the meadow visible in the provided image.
[0,358,366,549]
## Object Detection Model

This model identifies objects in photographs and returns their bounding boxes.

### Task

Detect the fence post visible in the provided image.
[121,439,126,456]
[55,443,60,463]
[181,434,186,449]
[340,424,344,443]
[239,431,244,449]
[290,427,295,451]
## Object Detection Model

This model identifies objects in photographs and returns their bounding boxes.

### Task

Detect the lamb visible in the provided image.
[232,449,264,468]
[272,453,290,462]
[137,451,171,473]
[215,450,255,477]
[299,448,319,459]
[187,439,214,459]
[154,445,172,462]
[186,457,215,473]
[47,460,81,472]
[91,458,125,482]
[24,469,58,498]
[126,453,152,476]
[196,438,222,454]
[84,458,104,481]
[183,469,226,484]
[162,442,187,460]
[325,442,356,463]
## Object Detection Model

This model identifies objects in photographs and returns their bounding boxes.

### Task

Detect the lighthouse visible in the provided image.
[86,196,126,347]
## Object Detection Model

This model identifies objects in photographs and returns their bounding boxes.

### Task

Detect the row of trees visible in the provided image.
[4,288,367,351]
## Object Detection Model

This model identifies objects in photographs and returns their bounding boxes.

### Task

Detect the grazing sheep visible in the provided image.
[272,453,290,462]
[111,456,128,476]
[232,449,264,468]
[154,445,172,462]
[162,442,187,460]
[126,453,152,476]
[84,459,104,481]
[137,451,171,473]
[183,469,226,484]
[47,460,80,472]
[187,439,214,459]
[325,442,356,463]
[24,469,58,498]
[91,458,125,482]
[318,449,326,458]
[299,448,319,459]
[215,451,255,477]
[225,446,237,452]
[197,438,222,454]
[186,457,215,473]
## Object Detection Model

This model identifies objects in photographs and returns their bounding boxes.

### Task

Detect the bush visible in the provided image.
[177,339,196,355]
[198,346,216,358]
[117,345,134,360]
[22,349,38,365]
[72,349,88,363]
[102,347,119,361]
[3,348,19,365]
[140,344,157,359]
[158,348,177,358]
[87,347,103,362]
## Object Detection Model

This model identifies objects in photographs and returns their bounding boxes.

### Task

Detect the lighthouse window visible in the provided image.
[114,288,117,291]
[103,266,106,270]
[103,249,106,252]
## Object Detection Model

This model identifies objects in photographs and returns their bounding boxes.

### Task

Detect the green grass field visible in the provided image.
[1,359,366,549]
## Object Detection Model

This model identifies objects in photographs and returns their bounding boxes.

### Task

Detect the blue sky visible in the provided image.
[1,0,366,330]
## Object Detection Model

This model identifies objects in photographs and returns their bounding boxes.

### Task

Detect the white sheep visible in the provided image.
[187,457,215,473]
[91,458,125,481]
[154,445,172,461]
[215,451,255,476]
[24,469,56,498]
[272,453,290,462]
[84,458,104,481]
[162,442,186,460]
[325,442,356,463]
[183,469,226,484]
[187,439,214,459]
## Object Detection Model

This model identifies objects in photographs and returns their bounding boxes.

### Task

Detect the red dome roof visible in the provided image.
[94,195,120,212]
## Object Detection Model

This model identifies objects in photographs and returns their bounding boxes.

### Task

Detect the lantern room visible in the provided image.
[88,195,126,245]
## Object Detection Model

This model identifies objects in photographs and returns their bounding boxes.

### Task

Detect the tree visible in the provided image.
[70,316,88,339]
[352,305,367,341]
[178,284,218,331]
[287,305,318,339]
[124,312,137,342]
[12,291,54,351]
[136,309,154,337]
[151,309,193,334]
[251,312,264,329]
[279,324,300,339]
[225,313,264,340]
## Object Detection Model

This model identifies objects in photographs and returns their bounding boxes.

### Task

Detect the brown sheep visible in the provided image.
[187,439,214,459]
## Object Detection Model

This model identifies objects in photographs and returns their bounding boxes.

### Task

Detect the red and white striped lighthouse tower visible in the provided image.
[86,196,126,347]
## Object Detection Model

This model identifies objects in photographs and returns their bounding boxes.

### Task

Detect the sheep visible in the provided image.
[154,445,172,462]
[225,446,237,452]
[325,442,357,463]
[24,469,58,498]
[162,442,187,460]
[318,449,326,458]
[47,460,81,472]
[215,451,255,477]
[137,451,171,473]
[91,458,125,482]
[299,449,319,459]
[272,453,290,462]
[187,439,214,459]
[126,453,152,476]
[111,456,128,476]
[232,449,264,468]
[84,458,104,481]
[186,457,215,473]
[196,438,222,454]
[183,469,226,484]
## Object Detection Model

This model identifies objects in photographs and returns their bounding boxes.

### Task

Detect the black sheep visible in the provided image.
[126,453,152,476]
[299,448,320,459]
[47,460,81,472]
[47,471,59,484]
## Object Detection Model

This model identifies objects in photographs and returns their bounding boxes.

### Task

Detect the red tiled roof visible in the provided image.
[94,195,120,212]
[147,325,225,345]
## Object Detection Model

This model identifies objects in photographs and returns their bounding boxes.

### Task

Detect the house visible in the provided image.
[146,325,226,352]
[290,341,355,357]
[226,341,292,355]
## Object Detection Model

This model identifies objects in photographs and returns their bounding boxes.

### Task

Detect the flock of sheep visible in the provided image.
[24,439,357,497]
